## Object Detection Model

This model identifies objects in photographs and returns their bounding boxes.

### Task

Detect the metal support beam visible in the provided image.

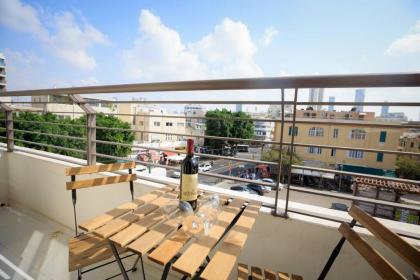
[0,103,13,152]
[273,88,285,216]
[284,88,299,217]
[69,95,96,165]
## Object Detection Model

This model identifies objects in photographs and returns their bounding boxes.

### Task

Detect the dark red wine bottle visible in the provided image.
[180,139,198,210]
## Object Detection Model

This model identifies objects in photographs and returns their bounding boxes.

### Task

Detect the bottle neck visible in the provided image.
[186,140,194,156]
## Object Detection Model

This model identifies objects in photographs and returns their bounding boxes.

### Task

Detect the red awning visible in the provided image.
[163,151,177,157]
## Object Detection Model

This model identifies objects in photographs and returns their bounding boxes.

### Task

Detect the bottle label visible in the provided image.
[181,173,198,201]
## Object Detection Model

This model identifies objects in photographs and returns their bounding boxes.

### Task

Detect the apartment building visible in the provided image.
[0,53,11,102]
[274,118,402,170]
[118,103,187,144]
[399,129,420,160]
[31,95,117,118]
[289,108,375,121]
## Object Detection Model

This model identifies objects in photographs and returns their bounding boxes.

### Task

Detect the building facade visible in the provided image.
[267,104,293,118]
[31,95,117,119]
[274,118,401,170]
[355,89,365,112]
[119,103,187,145]
[308,88,324,111]
[376,112,408,123]
[399,129,420,160]
[290,108,375,121]
[0,53,10,102]
[328,96,335,112]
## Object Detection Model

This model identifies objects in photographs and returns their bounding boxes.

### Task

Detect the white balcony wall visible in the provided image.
[0,146,418,279]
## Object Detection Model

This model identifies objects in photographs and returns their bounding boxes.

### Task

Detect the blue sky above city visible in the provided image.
[0,0,419,119]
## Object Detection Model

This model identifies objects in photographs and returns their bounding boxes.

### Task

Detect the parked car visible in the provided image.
[230,186,259,195]
[169,171,181,178]
[330,203,348,212]
[258,178,280,190]
[199,162,212,172]
[246,183,266,195]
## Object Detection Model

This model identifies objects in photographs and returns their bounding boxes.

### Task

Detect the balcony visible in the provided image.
[0,73,420,279]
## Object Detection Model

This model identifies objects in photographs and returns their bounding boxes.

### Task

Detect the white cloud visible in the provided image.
[191,18,262,77]
[259,26,279,47]
[122,10,207,81]
[386,20,420,55]
[122,10,262,82]
[0,0,109,70]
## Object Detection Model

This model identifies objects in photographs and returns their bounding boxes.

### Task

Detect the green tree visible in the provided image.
[396,157,420,180]
[261,148,302,182]
[204,109,254,149]
[2,112,134,162]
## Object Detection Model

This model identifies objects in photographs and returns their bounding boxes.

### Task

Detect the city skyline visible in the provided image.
[0,0,419,120]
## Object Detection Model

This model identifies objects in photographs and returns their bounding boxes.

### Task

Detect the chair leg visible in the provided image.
[77,268,82,280]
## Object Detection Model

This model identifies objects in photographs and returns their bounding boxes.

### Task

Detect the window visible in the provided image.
[307,146,322,154]
[348,150,364,159]
[410,142,414,148]
[308,127,324,137]
[376,152,384,162]
[177,122,184,127]
[350,129,366,140]
[379,131,387,143]
[333,128,339,138]
[154,122,160,126]
[166,122,173,126]
[288,126,298,136]
[331,148,336,157]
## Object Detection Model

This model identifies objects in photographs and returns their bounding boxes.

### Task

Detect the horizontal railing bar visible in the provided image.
[84,100,420,107]
[13,145,88,166]
[12,110,86,115]
[100,112,282,123]
[289,185,420,212]
[14,139,87,154]
[291,164,420,185]
[93,139,278,166]
[97,112,420,129]
[93,152,277,187]
[287,142,420,157]
[12,119,87,128]
[8,101,74,104]
[94,125,279,145]
[93,152,420,211]
[3,73,420,96]
[13,129,86,141]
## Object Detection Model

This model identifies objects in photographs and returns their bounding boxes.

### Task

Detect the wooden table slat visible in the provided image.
[79,186,174,231]
[200,203,261,280]
[172,199,245,277]
[93,191,177,238]
[127,218,181,255]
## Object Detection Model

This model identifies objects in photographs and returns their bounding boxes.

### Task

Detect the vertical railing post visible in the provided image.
[87,113,96,165]
[273,88,285,216]
[0,103,13,152]
[284,88,298,217]
[69,95,96,165]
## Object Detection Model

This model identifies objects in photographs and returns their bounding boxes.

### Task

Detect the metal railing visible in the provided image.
[1,73,420,220]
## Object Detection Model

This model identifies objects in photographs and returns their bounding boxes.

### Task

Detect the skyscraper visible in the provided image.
[354,89,365,112]
[381,101,389,116]
[308,88,324,111]
[328,96,335,111]
[236,104,242,112]
[0,53,10,102]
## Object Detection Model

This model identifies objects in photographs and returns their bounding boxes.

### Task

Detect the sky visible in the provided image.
[0,0,419,119]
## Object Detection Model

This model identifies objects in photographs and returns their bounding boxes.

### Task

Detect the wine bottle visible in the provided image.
[180,139,198,210]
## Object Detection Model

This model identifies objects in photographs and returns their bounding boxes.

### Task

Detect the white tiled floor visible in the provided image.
[0,206,182,280]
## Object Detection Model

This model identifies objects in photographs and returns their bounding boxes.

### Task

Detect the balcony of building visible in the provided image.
[0,73,420,280]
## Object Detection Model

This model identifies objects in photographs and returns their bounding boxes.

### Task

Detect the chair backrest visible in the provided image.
[65,162,137,235]
[339,205,420,280]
